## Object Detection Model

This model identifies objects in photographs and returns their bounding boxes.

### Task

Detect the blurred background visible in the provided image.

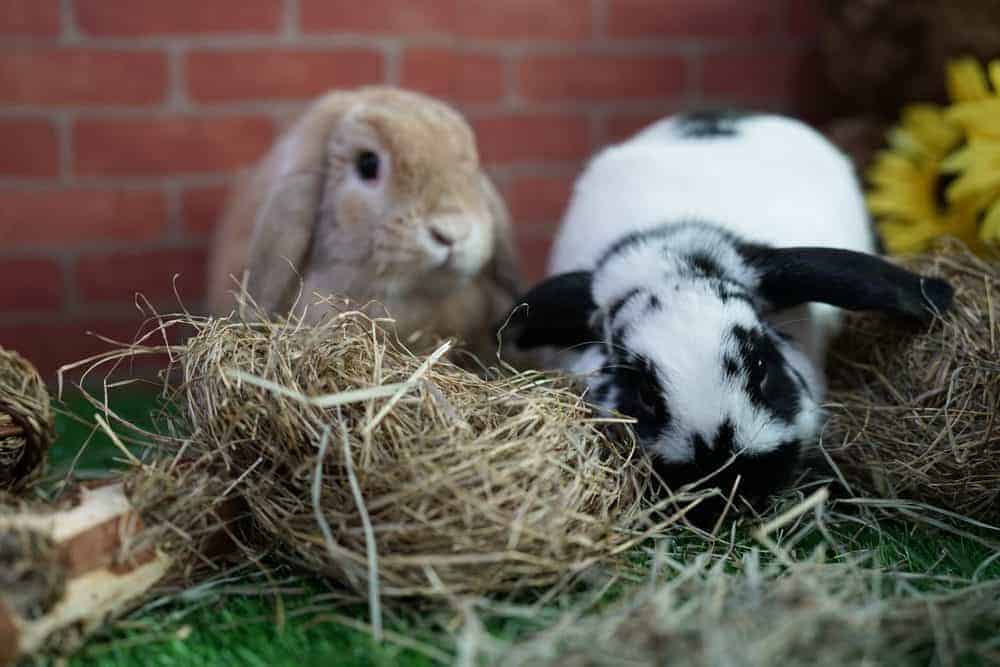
[1,0,995,377]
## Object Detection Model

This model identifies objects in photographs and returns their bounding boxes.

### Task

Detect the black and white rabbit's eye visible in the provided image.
[759,367,770,392]
[355,150,380,181]
[635,378,660,414]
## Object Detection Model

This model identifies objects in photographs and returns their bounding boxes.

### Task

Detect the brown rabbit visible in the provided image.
[206,86,522,362]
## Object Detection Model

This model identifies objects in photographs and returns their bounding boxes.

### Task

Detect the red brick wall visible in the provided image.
[0,0,820,377]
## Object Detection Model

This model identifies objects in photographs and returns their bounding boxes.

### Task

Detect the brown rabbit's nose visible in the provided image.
[428,216,469,248]
[430,227,456,247]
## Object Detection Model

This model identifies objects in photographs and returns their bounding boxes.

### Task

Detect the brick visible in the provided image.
[0,50,167,106]
[0,258,63,312]
[401,49,505,104]
[308,0,590,41]
[0,119,58,178]
[520,54,687,102]
[0,317,148,379]
[74,117,275,176]
[0,190,168,245]
[455,0,591,41]
[75,0,282,36]
[515,228,554,283]
[608,0,774,38]
[187,50,383,103]
[182,185,230,236]
[472,113,591,165]
[0,0,60,36]
[76,247,207,304]
[603,108,680,143]
[301,0,454,35]
[787,0,821,38]
[506,174,574,225]
[702,51,804,100]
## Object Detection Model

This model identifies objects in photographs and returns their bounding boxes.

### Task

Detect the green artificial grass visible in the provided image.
[67,597,438,667]
[28,391,1000,666]
[50,390,158,477]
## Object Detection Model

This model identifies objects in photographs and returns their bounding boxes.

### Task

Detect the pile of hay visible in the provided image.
[823,242,1000,522]
[80,305,671,602]
[0,347,54,494]
[489,553,1000,666]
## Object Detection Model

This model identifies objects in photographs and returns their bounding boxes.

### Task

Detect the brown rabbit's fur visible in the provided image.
[206,87,521,363]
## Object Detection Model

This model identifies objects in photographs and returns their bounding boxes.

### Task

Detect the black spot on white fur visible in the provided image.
[688,252,722,277]
[598,222,722,272]
[730,325,800,423]
[712,280,754,306]
[604,353,671,443]
[597,221,745,278]
[607,287,643,325]
[674,110,752,139]
[596,227,674,272]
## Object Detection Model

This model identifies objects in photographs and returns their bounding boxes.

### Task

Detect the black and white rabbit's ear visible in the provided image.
[502,271,598,349]
[740,244,954,321]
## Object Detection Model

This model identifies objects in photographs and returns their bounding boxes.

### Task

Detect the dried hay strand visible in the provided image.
[822,241,1000,523]
[0,346,54,494]
[72,303,669,604]
[0,461,249,664]
[489,552,1000,667]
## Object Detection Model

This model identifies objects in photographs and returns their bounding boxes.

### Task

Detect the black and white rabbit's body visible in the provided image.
[550,113,877,377]
[511,111,953,507]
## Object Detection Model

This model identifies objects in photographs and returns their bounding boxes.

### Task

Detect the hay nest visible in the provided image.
[96,305,659,600]
[823,241,1000,522]
[0,347,54,493]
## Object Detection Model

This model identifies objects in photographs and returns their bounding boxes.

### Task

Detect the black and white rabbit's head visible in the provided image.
[510,222,953,507]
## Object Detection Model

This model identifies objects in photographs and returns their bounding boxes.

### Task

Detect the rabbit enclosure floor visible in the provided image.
[41,391,1000,667]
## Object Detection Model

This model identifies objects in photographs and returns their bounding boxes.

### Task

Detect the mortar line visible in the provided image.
[166,45,189,111]
[58,0,80,44]
[591,0,608,41]
[54,111,74,185]
[164,179,185,242]
[382,39,402,86]
[282,0,301,40]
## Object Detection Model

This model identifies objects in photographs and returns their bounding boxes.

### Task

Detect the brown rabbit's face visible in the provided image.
[319,99,495,297]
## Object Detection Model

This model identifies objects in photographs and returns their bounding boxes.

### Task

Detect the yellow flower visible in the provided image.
[867,57,1000,254]
[944,58,1000,244]
[866,105,979,254]
[947,57,994,103]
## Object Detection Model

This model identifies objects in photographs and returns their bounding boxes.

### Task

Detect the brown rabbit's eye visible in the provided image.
[355,150,380,181]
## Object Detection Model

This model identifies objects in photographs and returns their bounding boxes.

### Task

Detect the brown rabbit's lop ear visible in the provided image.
[245,92,355,315]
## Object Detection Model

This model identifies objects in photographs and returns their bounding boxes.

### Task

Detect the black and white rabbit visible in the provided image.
[508,111,953,509]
